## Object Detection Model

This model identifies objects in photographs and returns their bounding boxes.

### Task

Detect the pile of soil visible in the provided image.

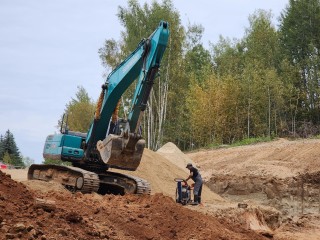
[156,142,197,172]
[0,170,266,240]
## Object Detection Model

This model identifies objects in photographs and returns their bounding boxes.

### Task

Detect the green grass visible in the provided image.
[230,136,274,147]
[312,134,320,139]
[205,136,274,150]
[206,142,221,148]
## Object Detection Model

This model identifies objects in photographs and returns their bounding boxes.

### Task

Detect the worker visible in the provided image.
[185,163,203,205]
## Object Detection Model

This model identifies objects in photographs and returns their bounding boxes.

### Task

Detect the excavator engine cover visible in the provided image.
[97,134,145,171]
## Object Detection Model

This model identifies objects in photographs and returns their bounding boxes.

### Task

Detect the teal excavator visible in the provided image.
[28,21,169,195]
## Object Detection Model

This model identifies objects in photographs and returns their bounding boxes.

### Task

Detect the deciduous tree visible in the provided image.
[59,86,96,133]
[279,0,320,123]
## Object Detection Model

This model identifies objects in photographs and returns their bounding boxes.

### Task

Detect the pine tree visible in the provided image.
[2,130,24,167]
[3,151,12,165]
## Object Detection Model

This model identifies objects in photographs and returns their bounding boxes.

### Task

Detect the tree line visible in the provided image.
[63,0,320,151]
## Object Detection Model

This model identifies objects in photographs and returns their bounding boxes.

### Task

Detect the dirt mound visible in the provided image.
[113,148,224,203]
[0,171,34,218]
[0,170,266,240]
[157,142,197,172]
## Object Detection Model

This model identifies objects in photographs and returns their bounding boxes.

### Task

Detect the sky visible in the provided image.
[0,0,288,164]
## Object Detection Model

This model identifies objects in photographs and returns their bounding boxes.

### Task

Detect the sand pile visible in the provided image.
[156,142,197,173]
[0,170,265,240]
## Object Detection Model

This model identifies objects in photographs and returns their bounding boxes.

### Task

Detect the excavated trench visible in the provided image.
[207,171,320,217]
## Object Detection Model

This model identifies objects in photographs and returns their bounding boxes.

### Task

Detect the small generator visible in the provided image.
[174,178,192,205]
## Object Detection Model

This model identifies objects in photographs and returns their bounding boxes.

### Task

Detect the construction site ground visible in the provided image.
[1,138,320,239]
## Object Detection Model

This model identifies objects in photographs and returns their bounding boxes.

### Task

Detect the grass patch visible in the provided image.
[230,136,274,147]
[200,136,276,151]
[312,134,320,139]
[206,142,221,149]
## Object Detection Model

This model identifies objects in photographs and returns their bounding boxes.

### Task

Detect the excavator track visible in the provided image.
[28,164,100,193]
[99,171,151,195]
[132,174,151,194]
[28,164,150,195]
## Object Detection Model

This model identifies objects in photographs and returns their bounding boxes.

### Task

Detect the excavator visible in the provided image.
[28,21,169,195]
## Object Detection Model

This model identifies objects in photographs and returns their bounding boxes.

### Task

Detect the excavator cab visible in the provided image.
[43,114,86,162]
[108,118,128,135]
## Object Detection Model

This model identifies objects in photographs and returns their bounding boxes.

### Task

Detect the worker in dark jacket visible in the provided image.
[185,163,203,205]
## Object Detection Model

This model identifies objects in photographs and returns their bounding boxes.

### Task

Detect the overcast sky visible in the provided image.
[0,0,288,164]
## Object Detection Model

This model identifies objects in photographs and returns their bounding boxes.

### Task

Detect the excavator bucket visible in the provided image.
[97,134,145,171]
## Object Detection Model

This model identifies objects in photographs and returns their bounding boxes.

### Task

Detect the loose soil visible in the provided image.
[0,171,265,240]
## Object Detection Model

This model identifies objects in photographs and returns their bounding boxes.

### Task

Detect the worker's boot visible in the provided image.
[193,195,199,205]
[198,196,201,204]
